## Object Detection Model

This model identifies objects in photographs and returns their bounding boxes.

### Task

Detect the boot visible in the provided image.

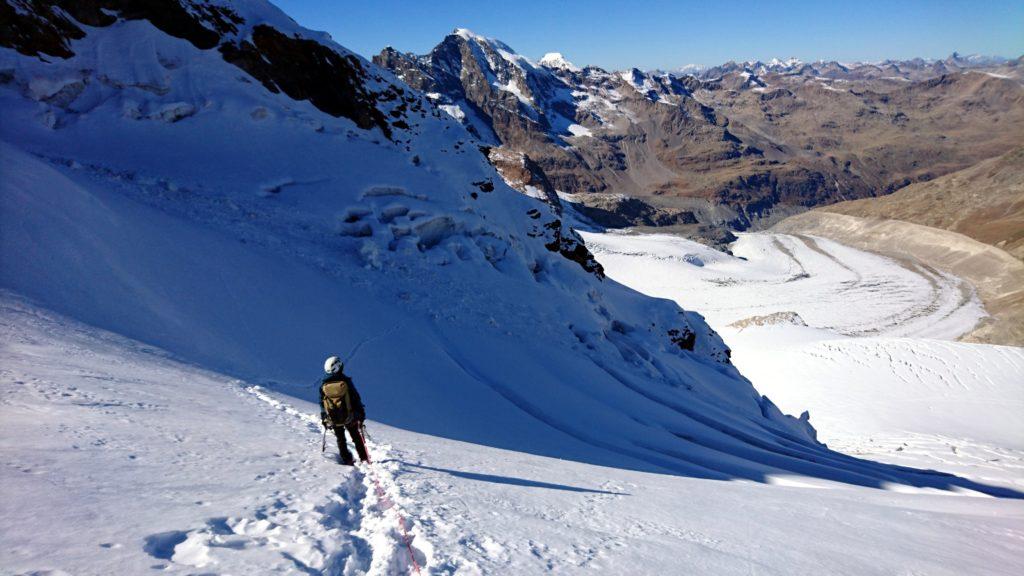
[337,435,355,466]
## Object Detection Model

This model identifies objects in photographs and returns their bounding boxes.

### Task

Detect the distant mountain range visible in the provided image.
[675,52,1013,80]
[375,32,1024,244]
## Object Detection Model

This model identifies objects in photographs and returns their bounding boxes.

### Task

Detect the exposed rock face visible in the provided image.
[728,311,807,329]
[544,221,606,279]
[1,1,97,58]
[219,25,392,135]
[667,327,696,350]
[1,0,399,136]
[568,195,698,228]
[373,29,755,204]
[376,32,1024,233]
[524,216,604,279]
[484,146,563,210]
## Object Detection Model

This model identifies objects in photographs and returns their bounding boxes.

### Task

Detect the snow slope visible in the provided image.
[726,326,1024,489]
[2,0,980,494]
[2,2,1023,574]
[1,295,429,574]
[4,298,1023,575]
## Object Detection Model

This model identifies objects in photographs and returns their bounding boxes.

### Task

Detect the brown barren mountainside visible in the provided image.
[816,147,1024,260]
[376,34,1024,234]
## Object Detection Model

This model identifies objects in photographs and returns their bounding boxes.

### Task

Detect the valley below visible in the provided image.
[583,229,1023,491]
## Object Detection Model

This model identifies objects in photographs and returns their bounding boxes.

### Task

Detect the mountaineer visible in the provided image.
[320,356,369,466]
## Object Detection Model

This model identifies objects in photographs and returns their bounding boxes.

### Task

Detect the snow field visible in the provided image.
[1,3,1022,573]
[4,298,1024,575]
[725,326,1024,491]
[0,296,431,575]
[582,229,1024,491]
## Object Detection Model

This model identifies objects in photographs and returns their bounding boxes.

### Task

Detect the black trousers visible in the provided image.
[334,422,370,465]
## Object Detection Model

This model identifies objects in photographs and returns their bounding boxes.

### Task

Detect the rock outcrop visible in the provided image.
[2,0,404,137]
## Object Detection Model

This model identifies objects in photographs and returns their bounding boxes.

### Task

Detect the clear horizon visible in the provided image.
[273,0,1024,70]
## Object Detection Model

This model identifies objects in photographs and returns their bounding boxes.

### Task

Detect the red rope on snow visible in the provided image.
[359,426,422,575]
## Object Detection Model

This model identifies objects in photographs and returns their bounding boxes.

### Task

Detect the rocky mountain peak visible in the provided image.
[375,30,1023,242]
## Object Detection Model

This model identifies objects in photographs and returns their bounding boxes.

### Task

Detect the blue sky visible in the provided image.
[273,0,1024,70]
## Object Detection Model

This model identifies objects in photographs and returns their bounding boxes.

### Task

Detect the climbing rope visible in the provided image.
[358,425,422,575]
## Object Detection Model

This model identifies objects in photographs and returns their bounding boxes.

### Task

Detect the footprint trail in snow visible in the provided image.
[158,385,433,575]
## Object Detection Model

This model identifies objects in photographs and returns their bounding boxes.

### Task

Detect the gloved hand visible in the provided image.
[322,417,333,429]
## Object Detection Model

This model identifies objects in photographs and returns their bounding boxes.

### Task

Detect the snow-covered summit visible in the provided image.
[375,30,703,151]
[452,27,529,67]
[767,57,804,69]
[539,51,580,72]
[452,27,492,45]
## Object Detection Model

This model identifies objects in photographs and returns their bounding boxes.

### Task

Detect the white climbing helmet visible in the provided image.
[324,355,343,374]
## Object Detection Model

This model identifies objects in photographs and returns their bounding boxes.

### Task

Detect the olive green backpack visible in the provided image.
[322,379,354,426]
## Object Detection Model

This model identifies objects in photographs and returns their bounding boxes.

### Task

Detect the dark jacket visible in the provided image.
[319,372,366,426]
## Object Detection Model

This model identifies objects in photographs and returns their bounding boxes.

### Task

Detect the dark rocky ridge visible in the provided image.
[484,146,563,210]
[570,196,698,228]
[219,25,391,136]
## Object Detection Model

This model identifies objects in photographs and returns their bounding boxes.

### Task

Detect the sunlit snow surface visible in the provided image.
[583,230,1023,490]
[1,2,1022,573]
[581,231,986,340]
[3,296,1022,575]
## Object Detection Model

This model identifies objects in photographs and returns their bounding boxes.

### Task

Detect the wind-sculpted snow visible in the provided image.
[0,0,1019,520]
